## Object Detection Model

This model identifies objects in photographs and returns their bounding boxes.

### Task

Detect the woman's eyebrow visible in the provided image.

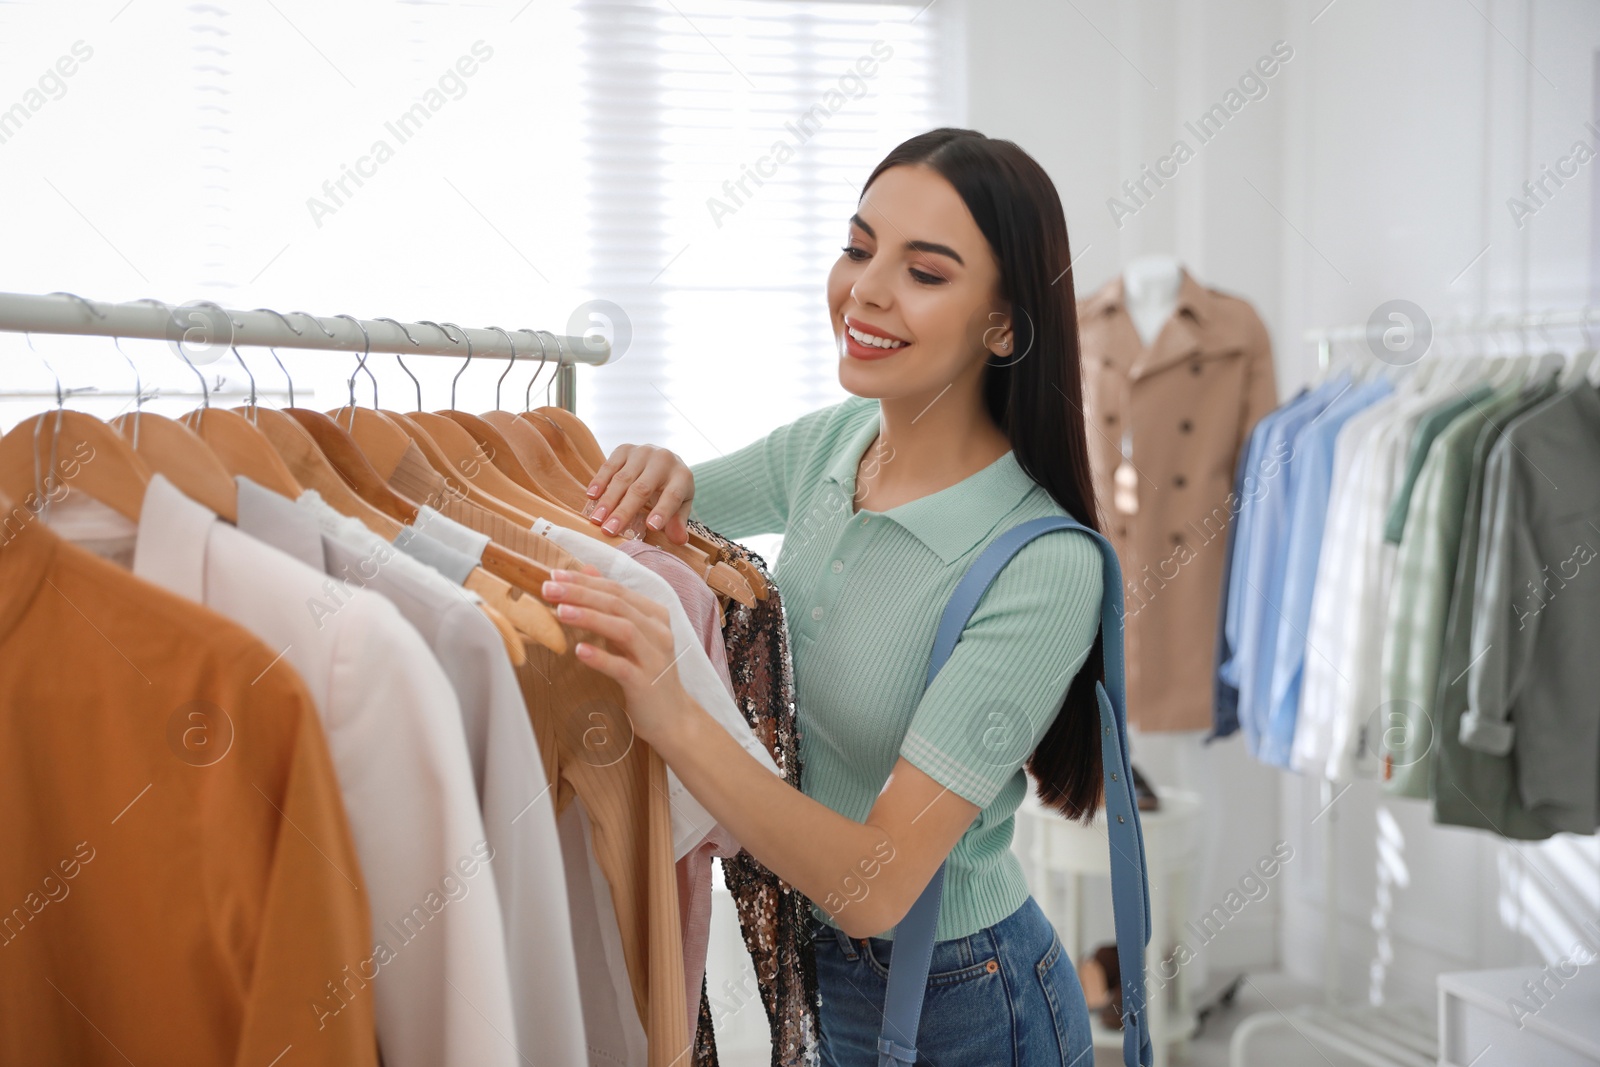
[849,213,966,267]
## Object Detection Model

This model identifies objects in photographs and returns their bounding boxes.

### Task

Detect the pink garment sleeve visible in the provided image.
[616,541,745,1036]
[617,541,735,700]
[675,825,741,1038]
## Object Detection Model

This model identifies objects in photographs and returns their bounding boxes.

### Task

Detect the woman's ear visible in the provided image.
[986,310,1014,359]
[968,303,1015,360]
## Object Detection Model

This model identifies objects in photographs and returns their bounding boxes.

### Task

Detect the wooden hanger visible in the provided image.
[423,411,756,603]
[453,410,590,510]
[336,405,584,578]
[242,407,539,662]
[498,409,596,486]
[335,407,551,541]
[531,405,607,471]
[496,327,604,476]
[110,412,238,522]
[0,409,151,522]
[410,412,557,517]
[182,407,303,498]
[511,407,765,600]
[288,407,565,651]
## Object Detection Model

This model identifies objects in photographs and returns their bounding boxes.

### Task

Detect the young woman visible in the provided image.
[539,127,1108,1064]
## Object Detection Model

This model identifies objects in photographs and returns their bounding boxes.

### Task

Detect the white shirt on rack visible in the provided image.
[232,478,589,1067]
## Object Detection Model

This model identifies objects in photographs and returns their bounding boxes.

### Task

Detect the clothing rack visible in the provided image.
[1304,305,1599,371]
[0,290,612,413]
[1229,307,1595,1066]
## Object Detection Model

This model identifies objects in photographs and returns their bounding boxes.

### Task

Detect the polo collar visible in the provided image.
[821,403,1040,565]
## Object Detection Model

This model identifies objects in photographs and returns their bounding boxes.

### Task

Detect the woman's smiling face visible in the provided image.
[828,162,1011,400]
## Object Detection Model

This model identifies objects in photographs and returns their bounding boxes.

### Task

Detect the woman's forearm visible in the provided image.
[657,693,896,938]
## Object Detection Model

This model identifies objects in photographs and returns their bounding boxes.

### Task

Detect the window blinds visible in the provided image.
[573,0,955,464]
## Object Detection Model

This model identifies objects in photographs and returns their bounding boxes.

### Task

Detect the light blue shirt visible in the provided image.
[1214,385,1313,732]
[1260,376,1395,767]
[1233,373,1352,757]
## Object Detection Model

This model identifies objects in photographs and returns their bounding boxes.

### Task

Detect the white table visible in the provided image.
[1438,964,1600,1066]
[1017,788,1203,1067]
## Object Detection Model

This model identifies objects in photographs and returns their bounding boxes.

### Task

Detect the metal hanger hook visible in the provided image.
[23,331,77,522]
[548,333,568,407]
[231,344,260,421]
[522,330,551,412]
[439,322,472,409]
[374,317,423,411]
[488,326,518,410]
[292,311,338,339]
[253,307,304,336]
[111,336,144,448]
[334,314,374,419]
[251,309,302,408]
[49,291,108,320]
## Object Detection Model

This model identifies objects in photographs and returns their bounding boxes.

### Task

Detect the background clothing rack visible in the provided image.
[1304,306,1598,371]
[1230,305,1595,1067]
[0,290,612,414]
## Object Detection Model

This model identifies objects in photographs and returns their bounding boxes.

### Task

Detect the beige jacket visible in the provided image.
[1077,267,1278,732]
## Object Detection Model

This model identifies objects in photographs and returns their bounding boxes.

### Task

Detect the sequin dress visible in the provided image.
[687,520,821,1067]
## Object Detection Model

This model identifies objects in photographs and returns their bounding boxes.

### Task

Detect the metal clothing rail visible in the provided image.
[1304,304,1597,372]
[0,290,612,412]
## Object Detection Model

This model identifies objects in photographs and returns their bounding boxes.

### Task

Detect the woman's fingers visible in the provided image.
[645,467,695,533]
[587,445,633,499]
[542,570,668,654]
[605,450,679,535]
[666,500,693,545]
[574,639,637,686]
[589,446,649,527]
[585,445,697,540]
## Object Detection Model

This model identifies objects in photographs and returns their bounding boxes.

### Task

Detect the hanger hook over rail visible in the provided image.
[374,317,423,411]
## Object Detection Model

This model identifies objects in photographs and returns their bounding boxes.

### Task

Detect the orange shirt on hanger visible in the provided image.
[0,513,377,1067]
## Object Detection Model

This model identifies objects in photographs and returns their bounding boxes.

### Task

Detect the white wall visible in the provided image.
[962,0,1600,1010]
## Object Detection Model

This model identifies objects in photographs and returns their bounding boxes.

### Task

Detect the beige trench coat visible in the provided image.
[1077,267,1278,732]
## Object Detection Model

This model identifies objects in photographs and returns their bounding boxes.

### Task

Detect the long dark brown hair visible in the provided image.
[861,128,1107,822]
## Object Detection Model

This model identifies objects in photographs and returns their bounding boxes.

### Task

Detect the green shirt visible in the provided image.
[1381,384,1526,796]
[1382,384,1494,544]
[1431,376,1563,838]
[689,396,1104,940]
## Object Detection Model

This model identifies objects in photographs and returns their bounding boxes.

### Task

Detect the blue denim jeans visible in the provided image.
[811,894,1094,1066]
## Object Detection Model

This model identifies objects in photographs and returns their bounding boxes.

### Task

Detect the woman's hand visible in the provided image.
[585,443,695,545]
[541,565,702,754]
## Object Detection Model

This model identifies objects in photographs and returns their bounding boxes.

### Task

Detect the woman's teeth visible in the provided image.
[847,325,907,349]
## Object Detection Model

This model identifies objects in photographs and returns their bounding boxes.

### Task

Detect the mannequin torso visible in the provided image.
[1122,255,1182,347]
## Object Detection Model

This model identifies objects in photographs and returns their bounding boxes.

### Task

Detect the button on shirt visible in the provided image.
[690,396,1103,942]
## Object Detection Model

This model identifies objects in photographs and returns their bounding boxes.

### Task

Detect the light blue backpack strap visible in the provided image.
[877,514,1153,1067]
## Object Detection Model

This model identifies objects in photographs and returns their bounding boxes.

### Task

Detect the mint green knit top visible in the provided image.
[689,396,1104,941]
